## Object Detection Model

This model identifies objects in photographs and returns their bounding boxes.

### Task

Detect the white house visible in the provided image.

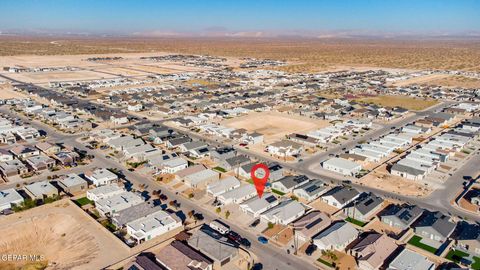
[260,200,305,225]
[158,157,188,174]
[266,140,303,157]
[207,176,241,197]
[86,184,125,202]
[321,187,360,209]
[240,193,279,217]
[84,168,118,186]
[0,188,24,211]
[95,191,144,216]
[293,179,328,202]
[183,169,219,188]
[217,184,257,205]
[313,222,359,251]
[322,158,362,176]
[126,209,182,243]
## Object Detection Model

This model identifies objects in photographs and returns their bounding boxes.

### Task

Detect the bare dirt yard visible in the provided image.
[354,95,438,111]
[0,199,129,270]
[359,165,432,197]
[222,111,330,144]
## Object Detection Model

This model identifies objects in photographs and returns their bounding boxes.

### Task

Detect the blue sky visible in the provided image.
[1,0,479,35]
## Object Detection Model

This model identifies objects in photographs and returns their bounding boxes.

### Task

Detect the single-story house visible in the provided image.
[240,193,279,217]
[291,211,332,244]
[321,186,361,209]
[95,191,144,216]
[271,175,309,194]
[58,173,88,195]
[0,188,24,211]
[322,157,362,176]
[313,222,359,251]
[126,209,182,243]
[260,199,305,225]
[349,233,398,270]
[156,240,213,270]
[84,168,118,186]
[86,184,124,202]
[24,181,58,200]
[387,249,436,270]
[111,201,161,228]
[206,176,241,197]
[293,179,328,202]
[217,184,257,205]
[414,211,456,243]
[380,204,424,230]
[343,193,384,222]
[183,169,219,188]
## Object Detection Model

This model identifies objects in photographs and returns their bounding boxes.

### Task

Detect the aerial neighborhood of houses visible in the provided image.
[0,52,479,270]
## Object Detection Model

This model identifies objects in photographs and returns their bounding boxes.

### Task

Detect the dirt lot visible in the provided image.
[0,84,28,99]
[1,37,480,72]
[360,165,432,197]
[354,95,438,111]
[0,199,129,270]
[393,74,480,88]
[222,111,330,144]
[6,70,116,84]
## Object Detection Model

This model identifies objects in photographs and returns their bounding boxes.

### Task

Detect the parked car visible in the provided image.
[193,213,204,221]
[227,231,241,242]
[250,219,260,228]
[257,236,268,244]
[239,237,251,248]
[305,244,317,256]
[250,263,263,270]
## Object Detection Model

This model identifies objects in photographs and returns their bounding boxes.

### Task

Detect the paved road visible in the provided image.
[1,74,477,267]
[0,106,315,270]
[298,101,452,171]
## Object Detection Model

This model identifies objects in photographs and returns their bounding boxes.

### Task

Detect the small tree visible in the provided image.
[225,210,231,219]
[215,207,221,214]
[267,222,274,229]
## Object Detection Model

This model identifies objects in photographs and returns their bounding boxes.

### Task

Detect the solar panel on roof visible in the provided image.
[305,217,324,230]
[363,198,375,207]
[265,196,277,203]
[305,185,321,193]
[398,211,412,221]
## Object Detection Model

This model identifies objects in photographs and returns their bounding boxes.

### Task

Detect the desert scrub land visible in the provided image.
[1,36,480,72]
[423,75,480,88]
[354,95,438,111]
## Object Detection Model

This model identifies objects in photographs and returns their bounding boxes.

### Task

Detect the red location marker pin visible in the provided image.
[251,163,270,198]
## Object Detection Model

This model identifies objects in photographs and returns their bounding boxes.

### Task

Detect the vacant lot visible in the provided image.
[0,199,129,270]
[424,75,480,88]
[360,165,432,197]
[355,95,438,111]
[222,111,329,144]
[1,37,480,72]
[0,84,28,99]
[7,70,115,84]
